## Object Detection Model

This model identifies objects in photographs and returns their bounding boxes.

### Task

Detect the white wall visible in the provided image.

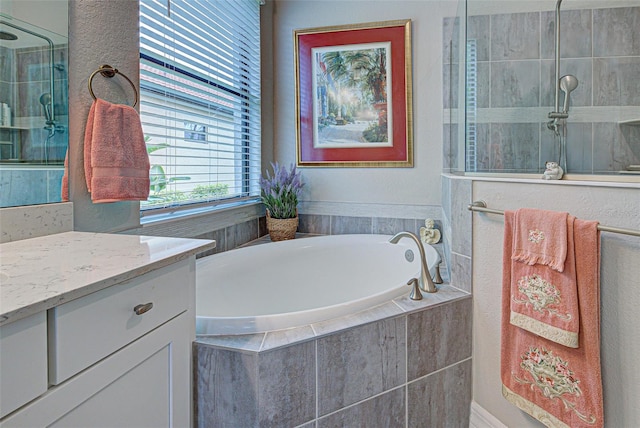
[471,180,640,427]
[273,0,457,211]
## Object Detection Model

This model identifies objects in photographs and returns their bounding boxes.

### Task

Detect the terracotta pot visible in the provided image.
[266,210,298,241]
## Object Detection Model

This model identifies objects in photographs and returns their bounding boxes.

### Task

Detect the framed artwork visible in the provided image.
[294,19,413,167]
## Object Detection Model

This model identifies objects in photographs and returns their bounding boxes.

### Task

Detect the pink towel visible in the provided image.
[510,211,580,348]
[61,150,69,201]
[84,98,150,203]
[512,208,569,272]
[502,211,603,428]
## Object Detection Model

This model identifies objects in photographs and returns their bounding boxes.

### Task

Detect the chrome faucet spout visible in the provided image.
[388,232,437,293]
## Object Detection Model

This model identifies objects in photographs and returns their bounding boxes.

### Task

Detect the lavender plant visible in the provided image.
[260,162,304,219]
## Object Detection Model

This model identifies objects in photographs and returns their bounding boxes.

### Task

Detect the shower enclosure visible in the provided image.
[444,0,640,179]
[0,13,68,207]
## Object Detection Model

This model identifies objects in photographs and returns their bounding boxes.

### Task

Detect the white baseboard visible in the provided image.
[469,401,508,428]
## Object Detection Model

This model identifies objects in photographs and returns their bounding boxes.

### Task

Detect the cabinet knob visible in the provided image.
[133,302,154,315]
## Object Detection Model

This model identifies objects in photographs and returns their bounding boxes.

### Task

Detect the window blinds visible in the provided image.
[139,0,261,213]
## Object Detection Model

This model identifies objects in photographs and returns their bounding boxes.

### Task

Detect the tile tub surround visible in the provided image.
[193,288,472,427]
[0,231,215,325]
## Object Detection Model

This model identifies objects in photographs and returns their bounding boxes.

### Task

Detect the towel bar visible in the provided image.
[468,200,640,238]
[88,64,139,108]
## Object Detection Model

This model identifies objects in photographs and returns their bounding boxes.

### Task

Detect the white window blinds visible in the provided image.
[139,0,261,213]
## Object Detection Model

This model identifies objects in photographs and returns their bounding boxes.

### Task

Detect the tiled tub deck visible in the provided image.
[194,285,472,427]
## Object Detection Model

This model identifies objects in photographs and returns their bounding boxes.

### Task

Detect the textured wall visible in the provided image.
[273,0,457,210]
[469,179,640,427]
[67,0,141,232]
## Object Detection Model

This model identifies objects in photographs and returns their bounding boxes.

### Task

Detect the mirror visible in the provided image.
[0,0,68,207]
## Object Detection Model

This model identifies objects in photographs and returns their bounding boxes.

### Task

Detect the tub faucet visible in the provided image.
[388,232,437,293]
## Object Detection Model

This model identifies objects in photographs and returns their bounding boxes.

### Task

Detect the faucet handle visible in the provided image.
[433,263,443,284]
[407,278,423,301]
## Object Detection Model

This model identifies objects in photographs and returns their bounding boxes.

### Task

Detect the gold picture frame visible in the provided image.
[294,19,413,167]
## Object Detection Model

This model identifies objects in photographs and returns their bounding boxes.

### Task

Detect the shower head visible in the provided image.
[39,93,53,124]
[560,74,578,114]
[0,31,18,40]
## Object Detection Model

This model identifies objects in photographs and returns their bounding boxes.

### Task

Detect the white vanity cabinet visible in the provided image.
[0,232,214,428]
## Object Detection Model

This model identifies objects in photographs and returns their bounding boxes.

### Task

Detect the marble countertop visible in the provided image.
[0,231,215,326]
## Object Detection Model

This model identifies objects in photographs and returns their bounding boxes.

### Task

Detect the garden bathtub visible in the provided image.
[195,234,440,335]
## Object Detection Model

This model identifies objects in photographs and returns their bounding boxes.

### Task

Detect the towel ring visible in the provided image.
[88,64,139,108]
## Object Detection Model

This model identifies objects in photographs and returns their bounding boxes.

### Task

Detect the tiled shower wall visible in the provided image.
[444,6,640,174]
[0,44,68,162]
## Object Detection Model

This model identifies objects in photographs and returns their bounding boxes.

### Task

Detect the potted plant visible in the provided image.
[260,162,304,241]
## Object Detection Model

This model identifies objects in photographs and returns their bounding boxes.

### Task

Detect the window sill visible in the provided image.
[140,198,263,227]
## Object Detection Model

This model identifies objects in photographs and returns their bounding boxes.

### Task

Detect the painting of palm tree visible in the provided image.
[313,42,392,148]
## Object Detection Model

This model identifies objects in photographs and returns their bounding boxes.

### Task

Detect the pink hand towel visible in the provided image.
[61,150,69,201]
[501,211,603,428]
[510,212,580,348]
[84,98,150,203]
[512,208,569,272]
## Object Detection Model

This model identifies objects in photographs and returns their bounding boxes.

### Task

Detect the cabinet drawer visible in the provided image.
[0,312,47,419]
[48,260,191,385]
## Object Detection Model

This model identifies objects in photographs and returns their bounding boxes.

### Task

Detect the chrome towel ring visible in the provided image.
[88,64,139,108]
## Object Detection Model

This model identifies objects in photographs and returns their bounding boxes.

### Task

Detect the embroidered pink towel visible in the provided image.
[84,98,150,203]
[512,208,569,272]
[501,211,603,428]
[510,212,580,348]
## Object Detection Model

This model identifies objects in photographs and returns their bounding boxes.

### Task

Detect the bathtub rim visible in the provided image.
[195,233,442,336]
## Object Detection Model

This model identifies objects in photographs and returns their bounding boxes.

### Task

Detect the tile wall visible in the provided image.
[0,44,68,163]
[444,6,640,174]
[194,292,472,427]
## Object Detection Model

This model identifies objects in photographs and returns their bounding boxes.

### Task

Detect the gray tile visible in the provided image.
[541,9,592,59]
[443,124,460,172]
[312,302,404,337]
[468,15,490,62]
[593,7,640,57]
[490,61,540,108]
[261,325,316,351]
[450,178,471,256]
[476,61,490,108]
[474,123,492,172]
[442,16,460,65]
[443,61,458,109]
[195,228,225,257]
[298,213,330,235]
[372,217,416,235]
[330,215,371,235]
[296,422,316,428]
[450,252,471,293]
[47,168,64,203]
[258,341,316,427]
[488,123,540,171]
[407,297,472,380]
[593,57,640,106]
[317,317,406,415]
[407,359,472,428]
[540,122,593,174]
[195,334,265,353]
[541,58,592,109]
[593,122,640,173]
[194,345,258,428]
[227,219,259,250]
[392,284,470,313]
[317,387,405,428]
[491,12,540,60]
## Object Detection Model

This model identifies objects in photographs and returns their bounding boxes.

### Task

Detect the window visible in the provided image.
[139,0,261,214]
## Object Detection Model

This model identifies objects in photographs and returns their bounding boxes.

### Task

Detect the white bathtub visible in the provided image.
[196,234,440,335]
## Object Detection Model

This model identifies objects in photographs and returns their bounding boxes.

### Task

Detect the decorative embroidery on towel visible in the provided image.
[528,229,546,244]
[513,347,596,425]
[513,274,572,320]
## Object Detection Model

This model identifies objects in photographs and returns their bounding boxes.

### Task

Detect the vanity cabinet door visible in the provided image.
[0,312,191,428]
